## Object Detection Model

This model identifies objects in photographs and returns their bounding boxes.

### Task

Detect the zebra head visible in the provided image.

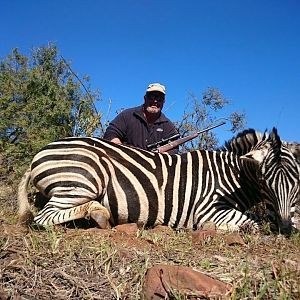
[240,128,300,233]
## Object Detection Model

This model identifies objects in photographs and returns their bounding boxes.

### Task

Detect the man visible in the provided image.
[103,82,178,154]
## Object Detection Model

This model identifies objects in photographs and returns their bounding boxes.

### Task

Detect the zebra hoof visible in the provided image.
[90,210,110,229]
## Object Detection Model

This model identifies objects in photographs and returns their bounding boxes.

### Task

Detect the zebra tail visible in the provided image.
[17,167,34,225]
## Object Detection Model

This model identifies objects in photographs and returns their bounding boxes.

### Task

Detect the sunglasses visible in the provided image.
[146,93,165,102]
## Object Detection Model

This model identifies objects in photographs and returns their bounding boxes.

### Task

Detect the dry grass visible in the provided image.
[1,184,300,299]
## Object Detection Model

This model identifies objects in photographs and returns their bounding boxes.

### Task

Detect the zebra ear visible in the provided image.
[269,127,282,155]
[240,146,270,164]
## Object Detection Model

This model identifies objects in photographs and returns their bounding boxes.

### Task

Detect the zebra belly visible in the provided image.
[102,189,195,229]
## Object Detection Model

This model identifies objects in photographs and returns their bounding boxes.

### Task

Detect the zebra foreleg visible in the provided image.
[34,198,111,228]
[209,208,259,232]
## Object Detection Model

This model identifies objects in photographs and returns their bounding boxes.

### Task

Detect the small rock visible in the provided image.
[114,223,139,235]
[149,225,173,234]
[143,264,232,299]
[224,232,245,246]
[201,221,217,231]
[192,229,217,242]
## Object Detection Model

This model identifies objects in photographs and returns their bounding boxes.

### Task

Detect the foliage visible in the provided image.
[0,45,102,178]
[175,87,246,152]
[0,45,247,177]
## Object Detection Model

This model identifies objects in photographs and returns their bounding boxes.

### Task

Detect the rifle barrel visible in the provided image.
[195,121,226,135]
[158,121,226,153]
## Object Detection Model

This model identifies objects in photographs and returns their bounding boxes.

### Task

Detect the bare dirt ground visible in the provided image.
[1,184,300,299]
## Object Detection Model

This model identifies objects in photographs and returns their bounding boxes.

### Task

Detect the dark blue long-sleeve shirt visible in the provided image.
[103,105,179,154]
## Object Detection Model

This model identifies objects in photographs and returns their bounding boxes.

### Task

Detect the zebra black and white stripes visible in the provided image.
[18,128,300,232]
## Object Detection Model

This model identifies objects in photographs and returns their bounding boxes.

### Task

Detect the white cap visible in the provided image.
[146,83,166,95]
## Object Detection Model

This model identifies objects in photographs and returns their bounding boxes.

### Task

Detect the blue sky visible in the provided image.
[2,0,299,144]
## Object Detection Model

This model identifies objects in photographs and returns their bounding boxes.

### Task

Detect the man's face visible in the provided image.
[144,92,165,114]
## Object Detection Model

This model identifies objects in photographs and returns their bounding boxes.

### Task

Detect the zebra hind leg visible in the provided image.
[34,198,111,229]
[89,203,111,229]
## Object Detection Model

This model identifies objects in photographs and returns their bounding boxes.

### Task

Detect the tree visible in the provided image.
[0,44,102,178]
[175,87,246,152]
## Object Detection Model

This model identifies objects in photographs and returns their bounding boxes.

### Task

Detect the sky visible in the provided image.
[1,0,299,144]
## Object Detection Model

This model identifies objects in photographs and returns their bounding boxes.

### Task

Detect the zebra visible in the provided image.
[221,129,300,219]
[18,127,299,233]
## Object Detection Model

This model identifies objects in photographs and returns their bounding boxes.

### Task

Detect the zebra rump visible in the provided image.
[17,128,299,233]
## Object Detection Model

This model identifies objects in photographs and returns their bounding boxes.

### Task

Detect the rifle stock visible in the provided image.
[157,121,226,153]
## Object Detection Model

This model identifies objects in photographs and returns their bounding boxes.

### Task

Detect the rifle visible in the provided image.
[147,121,226,153]
[147,133,181,152]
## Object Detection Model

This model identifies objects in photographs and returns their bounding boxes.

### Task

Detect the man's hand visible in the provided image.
[110,137,122,145]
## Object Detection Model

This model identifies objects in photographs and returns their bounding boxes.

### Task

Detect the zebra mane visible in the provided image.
[220,128,276,155]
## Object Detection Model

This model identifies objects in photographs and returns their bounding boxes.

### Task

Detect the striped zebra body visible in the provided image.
[18,128,299,232]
